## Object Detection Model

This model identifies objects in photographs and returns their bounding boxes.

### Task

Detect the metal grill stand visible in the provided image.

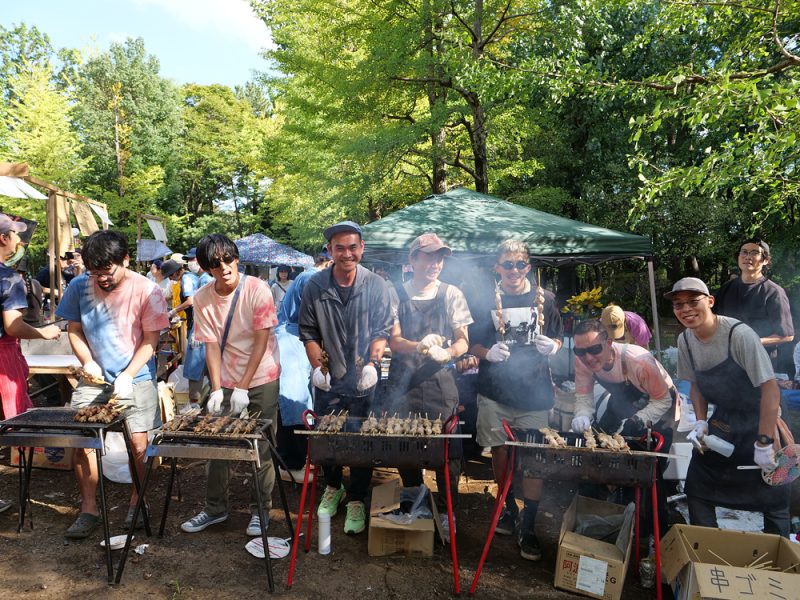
[113,420,294,593]
[469,422,665,599]
[287,412,466,595]
[0,408,148,583]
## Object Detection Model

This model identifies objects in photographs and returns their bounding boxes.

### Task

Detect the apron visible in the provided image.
[387,283,459,419]
[0,335,32,419]
[596,344,675,435]
[683,323,789,511]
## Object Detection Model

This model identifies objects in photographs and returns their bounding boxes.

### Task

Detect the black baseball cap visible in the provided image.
[323,220,362,241]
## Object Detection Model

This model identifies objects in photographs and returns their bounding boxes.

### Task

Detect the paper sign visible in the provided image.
[576,555,608,596]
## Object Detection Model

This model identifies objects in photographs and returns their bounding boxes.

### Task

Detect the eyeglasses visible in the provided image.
[671,298,705,311]
[498,260,529,271]
[207,254,237,269]
[574,344,604,357]
[89,265,120,281]
[739,249,763,258]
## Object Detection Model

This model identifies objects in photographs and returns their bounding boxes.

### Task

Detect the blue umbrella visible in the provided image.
[136,239,172,262]
[235,233,314,268]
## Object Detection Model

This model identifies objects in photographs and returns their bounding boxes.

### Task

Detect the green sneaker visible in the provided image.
[317,485,345,518]
[344,501,366,535]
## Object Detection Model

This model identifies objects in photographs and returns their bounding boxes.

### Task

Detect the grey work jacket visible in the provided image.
[299,264,392,396]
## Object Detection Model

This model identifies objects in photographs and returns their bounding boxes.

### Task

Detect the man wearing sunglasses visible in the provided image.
[299,220,393,535]
[56,230,170,538]
[713,238,793,370]
[571,319,675,437]
[181,234,281,537]
[670,277,789,537]
[468,239,563,561]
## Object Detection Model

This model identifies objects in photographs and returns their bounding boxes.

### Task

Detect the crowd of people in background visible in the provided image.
[0,210,796,556]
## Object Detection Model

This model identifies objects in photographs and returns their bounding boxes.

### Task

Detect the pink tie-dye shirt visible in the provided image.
[193,275,280,389]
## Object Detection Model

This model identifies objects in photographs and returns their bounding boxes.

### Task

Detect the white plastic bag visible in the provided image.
[167,365,190,394]
[102,431,132,484]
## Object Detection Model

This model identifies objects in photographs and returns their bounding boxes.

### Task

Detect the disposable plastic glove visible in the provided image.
[207,389,224,415]
[230,387,250,415]
[357,364,379,392]
[83,361,103,379]
[753,442,778,471]
[427,345,451,364]
[686,420,708,451]
[416,334,445,354]
[113,372,134,398]
[534,334,559,356]
[312,366,331,391]
[485,342,510,363]
[571,415,592,433]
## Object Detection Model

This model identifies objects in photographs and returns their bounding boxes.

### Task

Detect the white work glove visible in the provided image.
[686,420,708,451]
[113,372,134,398]
[427,345,451,364]
[168,308,177,319]
[416,334,445,353]
[753,442,778,471]
[230,387,250,415]
[534,334,559,356]
[357,363,379,392]
[571,415,592,433]
[312,366,332,391]
[485,342,510,363]
[83,361,103,379]
[207,389,224,415]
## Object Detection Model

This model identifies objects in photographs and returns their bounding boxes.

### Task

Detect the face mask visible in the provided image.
[4,242,26,268]
[188,261,200,274]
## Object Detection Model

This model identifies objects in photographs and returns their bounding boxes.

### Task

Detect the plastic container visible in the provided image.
[318,512,331,555]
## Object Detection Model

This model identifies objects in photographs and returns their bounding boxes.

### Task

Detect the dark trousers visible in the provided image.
[687,495,791,538]
[315,388,374,503]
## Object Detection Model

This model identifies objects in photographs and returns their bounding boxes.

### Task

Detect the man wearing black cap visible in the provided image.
[387,233,472,539]
[299,220,393,535]
[669,276,790,536]
[714,238,793,370]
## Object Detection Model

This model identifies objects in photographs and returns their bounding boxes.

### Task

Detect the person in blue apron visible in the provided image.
[467,239,563,561]
[571,318,676,532]
[670,277,789,537]
[387,233,473,537]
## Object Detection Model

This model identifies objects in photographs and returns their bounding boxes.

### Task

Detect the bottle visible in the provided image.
[318,512,331,555]
[703,434,735,458]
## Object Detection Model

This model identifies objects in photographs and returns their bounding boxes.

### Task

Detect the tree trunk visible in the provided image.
[425,3,447,194]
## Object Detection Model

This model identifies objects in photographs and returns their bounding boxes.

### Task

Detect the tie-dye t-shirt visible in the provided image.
[56,270,170,383]
[193,274,280,389]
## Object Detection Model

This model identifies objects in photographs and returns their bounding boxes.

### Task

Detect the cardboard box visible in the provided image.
[661,524,800,600]
[554,495,635,600]
[10,446,74,471]
[368,479,440,557]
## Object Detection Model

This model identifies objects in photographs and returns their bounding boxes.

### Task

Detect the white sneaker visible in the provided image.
[247,513,268,536]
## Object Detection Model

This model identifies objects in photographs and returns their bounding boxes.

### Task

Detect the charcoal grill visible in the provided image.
[507,429,659,486]
[470,422,667,600]
[114,417,294,594]
[0,407,144,583]
[288,412,469,594]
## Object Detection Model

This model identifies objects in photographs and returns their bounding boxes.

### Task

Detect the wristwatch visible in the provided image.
[756,434,774,446]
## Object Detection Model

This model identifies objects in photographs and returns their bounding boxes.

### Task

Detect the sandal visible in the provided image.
[65,512,101,539]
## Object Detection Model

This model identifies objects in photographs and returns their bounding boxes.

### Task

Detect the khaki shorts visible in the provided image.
[71,380,161,433]
[476,393,549,447]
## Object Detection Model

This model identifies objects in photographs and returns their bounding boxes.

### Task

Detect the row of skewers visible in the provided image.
[161,414,259,435]
[74,399,127,424]
[538,427,631,452]
[314,411,445,436]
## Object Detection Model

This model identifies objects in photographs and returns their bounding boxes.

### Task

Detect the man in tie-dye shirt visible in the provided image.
[56,230,169,538]
[180,233,280,538]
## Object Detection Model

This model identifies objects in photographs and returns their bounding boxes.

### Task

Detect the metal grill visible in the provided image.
[508,429,658,486]
[0,407,127,431]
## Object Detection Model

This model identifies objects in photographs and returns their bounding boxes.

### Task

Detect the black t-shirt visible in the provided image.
[714,276,793,343]
[34,266,74,287]
[334,280,353,306]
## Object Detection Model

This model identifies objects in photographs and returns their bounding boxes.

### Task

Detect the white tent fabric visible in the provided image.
[146,218,168,243]
[0,176,47,199]
[89,203,114,226]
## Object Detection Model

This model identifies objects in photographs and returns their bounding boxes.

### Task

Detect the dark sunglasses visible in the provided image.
[574,343,604,357]
[207,254,237,269]
[498,260,529,271]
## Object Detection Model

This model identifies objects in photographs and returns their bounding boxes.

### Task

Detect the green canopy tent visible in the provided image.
[361,187,662,353]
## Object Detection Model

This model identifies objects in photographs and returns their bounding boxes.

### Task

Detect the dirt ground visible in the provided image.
[0,441,672,600]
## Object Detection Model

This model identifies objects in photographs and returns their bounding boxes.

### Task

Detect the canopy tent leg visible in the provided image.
[647,259,662,357]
